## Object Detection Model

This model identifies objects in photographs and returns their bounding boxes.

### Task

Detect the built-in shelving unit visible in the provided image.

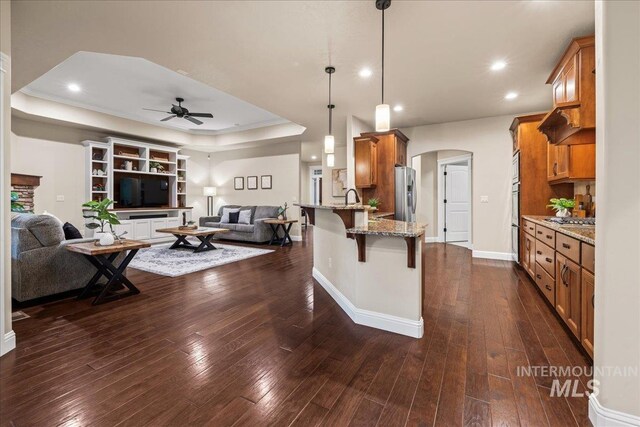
[83,137,191,241]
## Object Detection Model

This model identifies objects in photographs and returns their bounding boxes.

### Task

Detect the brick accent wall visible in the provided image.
[11,184,35,212]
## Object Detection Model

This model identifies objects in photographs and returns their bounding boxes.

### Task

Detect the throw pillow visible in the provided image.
[63,222,82,240]
[220,208,240,223]
[238,209,252,225]
[228,211,240,224]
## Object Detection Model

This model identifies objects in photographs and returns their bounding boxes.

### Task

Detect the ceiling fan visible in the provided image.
[143,97,213,125]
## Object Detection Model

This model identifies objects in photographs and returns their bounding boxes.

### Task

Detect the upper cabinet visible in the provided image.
[354,135,378,189]
[538,35,596,146]
[547,143,595,183]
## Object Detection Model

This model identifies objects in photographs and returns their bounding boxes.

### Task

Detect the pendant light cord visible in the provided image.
[328,71,332,135]
[381,8,385,104]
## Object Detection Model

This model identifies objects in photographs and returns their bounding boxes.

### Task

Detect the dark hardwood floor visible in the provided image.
[0,232,592,426]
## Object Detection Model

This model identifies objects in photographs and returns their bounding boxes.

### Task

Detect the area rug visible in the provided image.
[128,242,274,277]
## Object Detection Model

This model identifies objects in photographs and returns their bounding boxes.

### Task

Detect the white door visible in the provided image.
[444,164,470,243]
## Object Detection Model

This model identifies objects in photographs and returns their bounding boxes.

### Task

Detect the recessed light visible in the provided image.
[359,68,373,78]
[67,83,81,92]
[311,155,317,160]
[491,61,507,71]
[505,92,518,100]
[393,105,403,112]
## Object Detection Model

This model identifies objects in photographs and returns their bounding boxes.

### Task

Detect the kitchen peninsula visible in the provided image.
[296,203,426,338]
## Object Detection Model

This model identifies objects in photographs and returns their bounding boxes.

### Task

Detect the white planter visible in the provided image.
[95,231,115,246]
[556,208,570,218]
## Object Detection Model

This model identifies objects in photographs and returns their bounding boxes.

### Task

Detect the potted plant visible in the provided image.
[149,161,165,174]
[82,198,121,245]
[367,198,380,210]
[11,192,25,212]
[277,202,289,220]
[547,198,575,218]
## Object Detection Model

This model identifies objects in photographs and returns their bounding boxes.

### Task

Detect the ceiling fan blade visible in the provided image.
[186,112,213,118]
[184,116,203,125]
[143,108,171,113]
[161,115,176,122]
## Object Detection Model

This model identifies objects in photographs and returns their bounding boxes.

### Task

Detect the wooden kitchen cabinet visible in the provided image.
[354,136,378,188]
[556,253,582,339]
[581,269,595,358]
[547,142,595,184]
[552,54,578,106]
[522,232,536,278]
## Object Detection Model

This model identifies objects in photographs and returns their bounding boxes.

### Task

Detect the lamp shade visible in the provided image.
[326,154,335,167]
[375,104,390,132]
[324,135,335,154]
[203,186,217,196]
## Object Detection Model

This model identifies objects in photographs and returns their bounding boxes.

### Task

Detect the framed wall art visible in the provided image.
[247,175,258,190]
[261,175,272,189]
[234,177,244,190]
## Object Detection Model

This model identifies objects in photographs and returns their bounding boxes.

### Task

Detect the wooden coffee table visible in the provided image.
[66,239,150,305]
[155,226,229,253]
[264,219,298,246]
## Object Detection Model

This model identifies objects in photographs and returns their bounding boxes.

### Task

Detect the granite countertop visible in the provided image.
[295,203,371,211]
[346,219,426,238]
[523,215,595,245]
[371,211,394,219]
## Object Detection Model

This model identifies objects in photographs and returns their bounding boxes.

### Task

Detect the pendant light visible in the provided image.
[324,66,336,153]
[375,0,391,132]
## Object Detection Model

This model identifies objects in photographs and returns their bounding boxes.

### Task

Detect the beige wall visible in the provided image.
[211,142,302,237]
[1,0,13,352]
[593,0,640,420]
[403,115,514,256]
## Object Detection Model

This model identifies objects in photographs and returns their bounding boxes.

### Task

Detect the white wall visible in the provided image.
[592,0,640,422]
[211,142,302,237]
[403,115,514,256]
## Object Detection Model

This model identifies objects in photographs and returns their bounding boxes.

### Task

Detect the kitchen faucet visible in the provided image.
[344,188,361,205]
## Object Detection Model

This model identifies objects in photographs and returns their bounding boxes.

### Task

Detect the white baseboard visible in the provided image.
[291,235,302,242]
[424,236,438,243]
[1,330,16,356]
[312,267,424,338]
[590,394,640,426]
[472,250,514,261]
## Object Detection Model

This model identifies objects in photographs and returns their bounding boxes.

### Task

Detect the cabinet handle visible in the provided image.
[545,257,553,263]
[537,250,542,255]
[553,162,558,176]
[526,240,530,250]
[537,231,543,235]
[562,243,571,249]
[545,285,552,291]
[536,274,542,279]
[561,264,569,286]
[547,235,553,240]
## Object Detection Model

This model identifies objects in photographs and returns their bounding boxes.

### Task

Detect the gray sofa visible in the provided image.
[11,213,99,302]
[199,205,281,243]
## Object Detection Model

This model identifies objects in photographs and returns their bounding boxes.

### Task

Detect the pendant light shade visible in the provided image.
[376,104,390,132]
[324,66,336,154]
[375,1,392,132]
[324,135,335,154]
[327,153,335,167]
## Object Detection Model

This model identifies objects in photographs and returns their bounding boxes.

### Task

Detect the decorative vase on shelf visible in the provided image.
[556,208,570,218]
[99,232,115,246]
[150,167,158,173]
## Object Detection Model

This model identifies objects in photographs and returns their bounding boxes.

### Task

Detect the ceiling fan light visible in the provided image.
[375,104,390,132]
[327,153,335,167]
[324,135,335,154]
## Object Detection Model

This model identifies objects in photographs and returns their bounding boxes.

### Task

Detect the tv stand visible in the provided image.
[111,206,194,242]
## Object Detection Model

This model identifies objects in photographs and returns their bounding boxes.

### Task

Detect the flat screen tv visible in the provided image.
[117,176,169,208]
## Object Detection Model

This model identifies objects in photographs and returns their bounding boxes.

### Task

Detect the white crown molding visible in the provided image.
[312,267,424,338]
[472,250,513,261]
[589,394,640,426]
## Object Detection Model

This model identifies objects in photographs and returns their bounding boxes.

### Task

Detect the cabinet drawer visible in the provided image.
[535,241,555,277]
[535,224,556,247]
[522,219,536,236]
[581,243,595,273]
[535,263,555,305]
[556,233,580,263]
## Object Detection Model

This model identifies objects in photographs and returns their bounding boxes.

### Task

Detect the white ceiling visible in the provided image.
[11,0,595,161]
[20,52,290,134]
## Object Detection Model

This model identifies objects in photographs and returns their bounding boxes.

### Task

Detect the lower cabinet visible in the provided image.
[522,232,536,277]
[113,220,133,237]
[581,269,595,358]
[534,263,555,305]
[113,217,182,241]
[555,253,581,339]
[134,220,152,240]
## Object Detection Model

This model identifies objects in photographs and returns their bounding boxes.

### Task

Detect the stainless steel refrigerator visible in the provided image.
[394,166,417,222]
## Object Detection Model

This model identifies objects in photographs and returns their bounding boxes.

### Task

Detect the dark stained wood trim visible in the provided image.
[361,128,410,144]
[355,234,366,262]
[11,173,42,187]
[405,236,416,268]
[331,209,356,238]
[302,208,315,225]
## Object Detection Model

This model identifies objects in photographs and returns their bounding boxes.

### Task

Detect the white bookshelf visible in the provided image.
[83,140,112,203]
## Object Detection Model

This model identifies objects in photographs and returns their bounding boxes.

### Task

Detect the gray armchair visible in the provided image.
[11,214,99,302]
[199,205,282,243]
